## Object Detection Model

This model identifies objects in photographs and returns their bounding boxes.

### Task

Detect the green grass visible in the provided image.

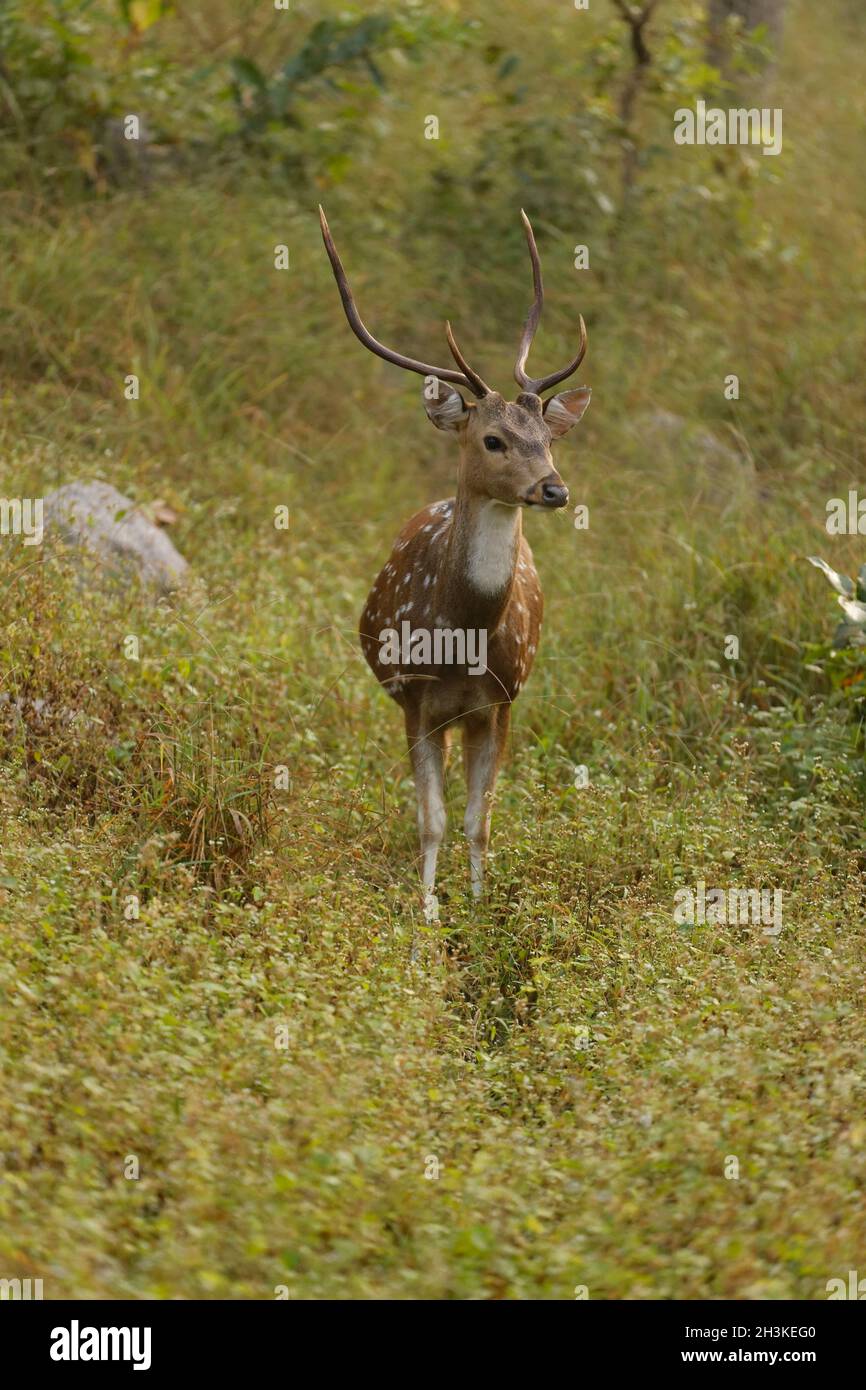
[1,0,865,1299]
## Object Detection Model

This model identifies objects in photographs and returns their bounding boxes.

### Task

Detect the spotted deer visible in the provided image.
[319,207,591,919]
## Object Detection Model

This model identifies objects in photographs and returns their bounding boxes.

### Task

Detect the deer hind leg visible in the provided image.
[462,704,511,899]
[405,707,448,922]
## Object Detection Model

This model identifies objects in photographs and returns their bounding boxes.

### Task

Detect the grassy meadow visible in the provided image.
[1,0,865,1298]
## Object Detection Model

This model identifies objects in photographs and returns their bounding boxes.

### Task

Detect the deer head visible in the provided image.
[319,208,591,511]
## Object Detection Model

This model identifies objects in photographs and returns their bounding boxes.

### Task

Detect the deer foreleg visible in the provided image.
[406,712,447,922]
[463,706,510,898]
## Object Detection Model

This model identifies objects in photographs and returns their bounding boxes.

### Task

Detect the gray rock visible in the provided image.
[42,481,188,595]
[632,410,756,507]
[637,410,745,465]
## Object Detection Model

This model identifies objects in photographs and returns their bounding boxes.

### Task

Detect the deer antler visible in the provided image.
[444,321,490,399]
[514,210,587,397]
[319,206,490,398]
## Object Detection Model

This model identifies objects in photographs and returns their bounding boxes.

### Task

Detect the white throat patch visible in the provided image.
[467,500,520,595]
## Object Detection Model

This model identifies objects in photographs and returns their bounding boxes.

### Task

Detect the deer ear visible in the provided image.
[423,378,470,431]
[543,386,591,438]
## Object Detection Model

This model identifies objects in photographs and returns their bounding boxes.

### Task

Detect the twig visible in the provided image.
[611,0,662,213]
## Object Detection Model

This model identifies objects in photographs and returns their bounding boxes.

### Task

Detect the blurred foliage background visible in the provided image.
[1,0,866,1300]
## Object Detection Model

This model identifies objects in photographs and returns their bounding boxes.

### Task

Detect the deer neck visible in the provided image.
[441,489,522,631]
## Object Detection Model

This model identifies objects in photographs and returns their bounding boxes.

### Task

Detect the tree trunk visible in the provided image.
[707,0,786,70]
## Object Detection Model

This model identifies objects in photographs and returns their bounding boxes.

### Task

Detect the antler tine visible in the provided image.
[531,314,588,396]
[514,209,544,391]
[318,206,488,397]
[445,321,492,398]
[514,210,588,396]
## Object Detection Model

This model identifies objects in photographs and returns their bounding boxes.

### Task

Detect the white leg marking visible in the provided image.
[408,720,447,915]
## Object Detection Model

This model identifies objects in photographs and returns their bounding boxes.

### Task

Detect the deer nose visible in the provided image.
[541,481,569,508]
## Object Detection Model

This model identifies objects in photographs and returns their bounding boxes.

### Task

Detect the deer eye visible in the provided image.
[483,435,505,452]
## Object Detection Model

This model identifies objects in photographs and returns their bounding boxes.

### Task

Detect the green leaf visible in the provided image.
[832,621,866,650]
[229,57,267,91]
[120,0,170,33]
[806,556,854,597]
[837,595,866,624]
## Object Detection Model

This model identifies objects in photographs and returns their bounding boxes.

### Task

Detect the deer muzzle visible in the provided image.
[523,476,569,509]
